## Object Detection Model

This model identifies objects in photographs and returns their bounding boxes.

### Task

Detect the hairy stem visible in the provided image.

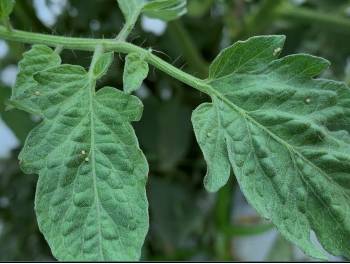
[187,0,214,17]
[237,0,283,39]
[0,25,209,93]
[115,6,143,41]
[2,18,13,31]
[88,44,104,79]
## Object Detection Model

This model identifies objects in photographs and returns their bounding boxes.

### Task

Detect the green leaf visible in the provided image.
[92,51,114,79]
[117,0,144,25]
[192,35,350,260]
[12,46,149,261]
[11,45,61,114]
[116,0,187,23]
[0,0,15,20]
[143,0,187,21]
[123,53,149,94]
[0,86,35,143]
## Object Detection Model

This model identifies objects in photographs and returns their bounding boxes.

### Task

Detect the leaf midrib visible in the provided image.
[88,78,104,260]
[208,84,350,204]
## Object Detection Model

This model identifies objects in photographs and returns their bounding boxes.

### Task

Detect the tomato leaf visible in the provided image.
[143,0,187,21]
[117,0,144,26]
[192,35,350,260]
[92,51,114,79]
[123,53,149,94]
[12,45,149,261]
[0,0,15,20]
[11,45,61,114]
[116,0,187,23]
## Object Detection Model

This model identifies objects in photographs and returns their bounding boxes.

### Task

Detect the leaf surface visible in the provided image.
[123,53,149,94]
[12,45,149,261]
[192,35,350,259]
[11,45,61,113]
[143,0,187,21]
[116,0,186,23]
[117,0,144,26]
[0,0,15,20]
[92,51,114,79]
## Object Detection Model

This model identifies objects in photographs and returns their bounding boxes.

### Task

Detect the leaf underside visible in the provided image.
[123,53,149,94]
[11,45,149,261]
[192,35,350,260]
[0,0,15,20]
[117,0,187,23]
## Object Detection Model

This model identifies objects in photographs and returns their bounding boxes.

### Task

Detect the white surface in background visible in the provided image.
[0,117,19,158]
[1,65,18,87]
[33,0,67,27]
[89,19,101,31]
[135,84,150,99]
[234,229,278,261]
[291,0,306,5]
[232,189,278,261]
[232,189,342,261]
[0,41,9,59]
[141,16,167,35]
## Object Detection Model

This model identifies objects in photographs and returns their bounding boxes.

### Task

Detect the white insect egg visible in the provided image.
[85,157,89,162]
[305,97,311,104]
[35,91,40,96]
[81,150,86,155]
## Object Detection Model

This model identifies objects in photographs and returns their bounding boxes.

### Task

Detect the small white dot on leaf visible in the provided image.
[35,91,40,96]
[81,150,86,155]
[85,157,89,162]
[273,48,282,56]
[305,98,311,104]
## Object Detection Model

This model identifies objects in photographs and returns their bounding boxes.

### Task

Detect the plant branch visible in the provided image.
[2,18,13,31]
[222,222,274,237]
[115,10,142,41]
[277,4,350,34]
[236,0,283,39]
[187,0,214,18]
[0,26,209,94]
[88,44,104,78]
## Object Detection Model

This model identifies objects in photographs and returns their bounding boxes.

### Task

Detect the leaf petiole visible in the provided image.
[0,25,209,94]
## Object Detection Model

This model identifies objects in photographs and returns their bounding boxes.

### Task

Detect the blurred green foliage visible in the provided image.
[1,0,350,261]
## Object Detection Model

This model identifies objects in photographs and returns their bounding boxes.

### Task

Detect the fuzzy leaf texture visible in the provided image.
[0,0,15,20]
[11,45,149,261]
[192,35,350,260]
[117,0,186,22]
[142,0,187,21]
[123,53,149,94]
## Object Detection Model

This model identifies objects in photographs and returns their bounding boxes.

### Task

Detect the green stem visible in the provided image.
[277,5,350,34]
[187,0,214,17]
[2,18,13,31]
[88,44,104,79]
[54,45,64,55]
[237,0,283,39]
[0,25,208,93]
[222,222,274,237]
[115,21,136,41]
[214,180,235,260]
[115,10,142,41]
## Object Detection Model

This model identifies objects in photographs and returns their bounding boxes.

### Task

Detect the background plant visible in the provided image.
[0,0,350,261]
